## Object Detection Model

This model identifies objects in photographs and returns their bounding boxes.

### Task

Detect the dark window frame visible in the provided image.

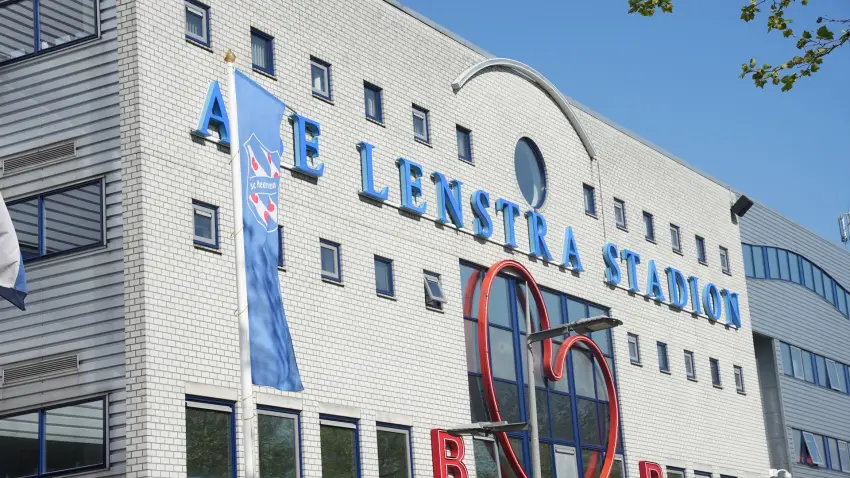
[613,198,627,230]
[456,125,472,162]
[627,333,641,365]
[310,56,332,100]
[186,396,237,478]
[319,239,342,282]
[193,200,219,249]
[720,246,731,274]
[184,0,210,47]
[583,184,596,216]
[710,357,721,387]
[374,255,395,297]
[412,105,430,144]
[657,342,669,373]
[277,225,285,268]
[670,224,682,253]
[363,82,383,123]
[734,365,745,393]
[319,415,361,478]
[250,28,274,75]
[375,423,413,478]
[696,235,707,265]
[257,406,301,478]
[642,211,655,242]
[684,350,696,380]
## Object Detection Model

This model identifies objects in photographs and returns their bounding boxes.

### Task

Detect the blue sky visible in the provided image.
[401,0,850,246]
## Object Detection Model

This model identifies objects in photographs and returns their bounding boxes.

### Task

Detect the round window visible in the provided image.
[514,137,547,209]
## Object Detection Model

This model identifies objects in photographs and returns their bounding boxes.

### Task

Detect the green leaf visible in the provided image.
[749,58,757,67]
[802,30,812,39]
[783,29,793,37]
[816,25,834,40]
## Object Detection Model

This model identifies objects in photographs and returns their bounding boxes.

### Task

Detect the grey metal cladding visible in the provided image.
[0,0,124,475]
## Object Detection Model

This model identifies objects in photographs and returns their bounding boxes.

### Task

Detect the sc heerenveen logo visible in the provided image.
[243,133,281,232]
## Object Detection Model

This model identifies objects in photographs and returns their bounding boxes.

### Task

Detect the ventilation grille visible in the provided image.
[0,141,76,177]
[1,354,79,386]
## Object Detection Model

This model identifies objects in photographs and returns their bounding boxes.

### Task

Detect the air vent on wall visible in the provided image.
[1,354,79,386]
[0,140,76,178]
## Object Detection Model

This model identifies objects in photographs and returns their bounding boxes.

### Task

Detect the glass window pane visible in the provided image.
[595,358,613,401]
[550,392,574,442]
[252,34,269,70]
[816,356,827,387]
[752,246,766,278]
[488,276,512,328]
[468,376,490,423]
[514,138,546,208]
[457,129,470,159]
[194,210,213,239]
[540,442,554,478]
[464,320,481,373]
[0,412,39,478]
[7,198,39,259]
[802,350,815,382]
[44,182,103,256]
[259,413,298,478]
[0,0,36,60]
[767,248,780,279]
[321,245,337,276]
[375,259,392,295]
[567,299,587,323]
[38,0,96,50]
[781,343,793,376]
[186,405,233,478]
[311,64,328,94]
[578,399,600,447]
[839,441,850,472]
[583,185,596,215]
[45,400,104,473]
[490,327,516,381]
[527,387,550,437]
[460,265,482,319]
[494,381,521,424]
[814,268,825,297]
[543,290,563,325]
[186,7,203,37]
[377,428,410,478]
[498,437,525,478]
[321,423,357,478]
[789,253,801,283]
[790,346,804,379]
[582,449,603,478]
[829,438,841,470]
[803,260,814,290]
[573,350,595,397]
[473,439,500,478]
[743,245,754,277]
[778,249,790,280]
[825,276,836,304]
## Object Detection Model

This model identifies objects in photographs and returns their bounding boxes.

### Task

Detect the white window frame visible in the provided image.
[412,106,429,143]
[720,246,730,273]
[734,365,744,393]
[193,203,217,248]
[258,409,300,477]
[685,350,696,379]
[613,199,627,229]
[184,1,209,45]
[311,58,331,99]
[424,271,446,305]
[376,425,412,478]
[320,240,341,282]
[670,224,682,252]
[803,431,826,466]
[627,333,640,364]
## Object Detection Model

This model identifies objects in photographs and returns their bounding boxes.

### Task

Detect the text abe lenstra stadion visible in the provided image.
[197,81,742,329]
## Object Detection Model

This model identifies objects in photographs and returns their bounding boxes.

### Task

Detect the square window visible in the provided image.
[696,236,707,264]
[258,409,300,478]
[613,199,627,229]
[657,342,669,372]
[193,201,218,248]
[643,211,655,242]
[670,224,682,253]
[720,247,730,274]
[374,256,394,297]
[710,358,721,387]
[457,126,472,162]
[185,0,210,46]
[186,399,235,478]
[412,105,429,143]
[583,184,596,216]
[320,240,341,282]
[45,400,106,473]
[424,271,445,309]
[364,83,383,122]
[320,418,359,478]
[734,365,744,393]
[251,29,274,75]
[376,425,412,478]
[684,350,696,380]
[627,333,640,364]
[802,431,826,467]
[311,57,331,99]
[667,467,685,478]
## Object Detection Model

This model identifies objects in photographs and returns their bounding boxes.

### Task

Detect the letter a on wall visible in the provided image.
[431,429,468,478]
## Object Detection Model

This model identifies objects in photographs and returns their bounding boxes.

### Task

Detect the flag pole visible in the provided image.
[225,49,257,478]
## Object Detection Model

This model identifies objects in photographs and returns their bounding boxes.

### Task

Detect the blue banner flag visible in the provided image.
[0,193,27,311]
[234,69,303,391]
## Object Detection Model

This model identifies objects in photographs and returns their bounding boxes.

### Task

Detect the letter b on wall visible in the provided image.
[431,429,468,478]
[640,461,663,478]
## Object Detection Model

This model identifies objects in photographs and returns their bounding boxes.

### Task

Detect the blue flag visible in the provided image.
[235,69,303,391]
[0,193,27,311]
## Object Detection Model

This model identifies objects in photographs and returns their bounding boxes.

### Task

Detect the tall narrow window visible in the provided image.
[277,225,285,268]
[696,236,707,264]
[613,199,627,229]
[364,82,383,123]
[657,342,669,372]
[412,105,430,143]
[320,240,342,282]
[720,247,731,274]
[320,417,359,478]
[684,350,696,380]
[710,358,721,387]
[258,408,300,478]
[311,57,331,100]
[251,29,274,75]
[670,224,682,253]
[801,431,826,467]
[376,425,412,478]
[583,184,596,216]
[643,211,655,242]
[457,125,472,162]
[185,0,210,46]
[473,438,500,478]
[374,256,394,297]
[193,201,219,249]
[627,333,641,364]
[734,365,744,393]
[186,398,235,478]
[424,271,446,309]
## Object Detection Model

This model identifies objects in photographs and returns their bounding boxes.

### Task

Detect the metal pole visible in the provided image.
[525,280,542,478]
[225,51,257,478]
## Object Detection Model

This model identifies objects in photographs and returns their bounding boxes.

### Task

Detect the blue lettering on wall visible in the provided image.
[526,211,553,261]
[620,249,641,292]
[291,114,324,177]
[432,172,464,228]
[195,81,231,145]
[665,267,689,309]
[471,190,493,239]
[688,276,702,314]
[561,227,583,271]
[603,243,621,285]
[396,157,427,215]
[357,142,389,201]
[702,283,722,321]
[722,289,741,328]
[496,199,521,248]
[645,260,666,302]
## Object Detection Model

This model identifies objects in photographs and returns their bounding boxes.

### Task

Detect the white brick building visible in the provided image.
[0,1,771,478]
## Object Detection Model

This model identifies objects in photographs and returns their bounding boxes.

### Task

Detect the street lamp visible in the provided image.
[445,421,530,437]
[527,316,623,343]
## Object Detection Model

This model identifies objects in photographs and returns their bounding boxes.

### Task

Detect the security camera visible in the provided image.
[770,469,791,478]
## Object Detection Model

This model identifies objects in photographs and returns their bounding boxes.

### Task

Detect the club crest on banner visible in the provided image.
[243,133,281,232]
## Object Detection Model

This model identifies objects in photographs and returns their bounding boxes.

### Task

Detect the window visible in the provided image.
[839,440,850,472]
[0,398,106,477]
[193,201,219,248]
[801,431,826,467]
[826,359,848,392]
[514,138,547,209]
[320,240,341,282]
[657,342,669,372]
[828,438,842,471]
[457,125,472,162]
[694,472,712,478]
[376,425,412,478]
[186,398,235,478]
[720,247,731,274]
[251,29,274,75]
[185,0,210,46]
[0,0,98,66]
[374,256,394,297]
[643,211,655,242]
[320,417,359,478]
[670,224,681,253]
[277,225,285,268]
[613,199,627,229]
[311,57,331,100]
[667,467,686,478]
[684,350,696,380]
[424,271,445,309]
[781,343,815,383]
[473,438,501,478]
[583,184,596,216]
[8,180,105,261]
[710,358,721,387]
[627,333,641,364]
[696,236,707,264]
[734,365,745,393]
[258,408,299,478]
[412,105,429,143]
[364,82,383,122]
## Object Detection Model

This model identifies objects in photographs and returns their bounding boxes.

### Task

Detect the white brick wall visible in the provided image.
[117,1,770,477]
